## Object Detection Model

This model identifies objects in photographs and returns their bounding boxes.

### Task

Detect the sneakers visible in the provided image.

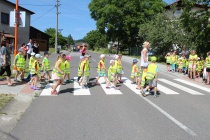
[154,94,159,98]
[140,90,147,97]
[14,79,20,82]
[114,87,119,90]
[30,86,40,90]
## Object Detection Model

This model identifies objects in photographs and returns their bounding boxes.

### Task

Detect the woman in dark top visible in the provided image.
[32,41,39,54]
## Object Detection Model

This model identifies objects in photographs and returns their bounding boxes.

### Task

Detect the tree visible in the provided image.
[67,34,74,46]
[84,30,107,50]
[44,28,67,47]
[89,0,165,53]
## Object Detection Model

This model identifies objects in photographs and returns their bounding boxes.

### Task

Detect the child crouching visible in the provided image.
[141,56,158,98]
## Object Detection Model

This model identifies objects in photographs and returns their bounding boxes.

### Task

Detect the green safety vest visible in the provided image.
[206,58,210,68]
[97,60,106,74]
[52,60,65,77]
[30,60,40,75]
[15,54,26,69]
[131,65,139,78]
[78,61,83,76]
[108,65,116,80]
[42,57,51,71]
[146,63,157,80]
[165,56,171,63]
[189,54,198,64]
[29,56,34,71]
[64,60,70,74]
[81,60,90,76]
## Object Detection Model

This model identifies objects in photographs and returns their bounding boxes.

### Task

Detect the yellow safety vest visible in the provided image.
[146,63,157,80]
[29,56,34,71]
[165,56,171,63]
[170,55,177,64]
[189,54,198,64]
[131,65,139,78]
[116,59,123,73]
[108,65,116,80]
[53,60,65,77]
[30,60,40,75]
[15,54,25,69]
[42,57,51,71]
[64,60,70,74]
[97,60,106,74]
[206,58,210,68]
[78,60,83,76]
[81,60,90,76]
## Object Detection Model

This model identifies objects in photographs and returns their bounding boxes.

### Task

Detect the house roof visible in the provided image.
[30,26,51,38]
[165,0,210,10]
[2,0,35,14]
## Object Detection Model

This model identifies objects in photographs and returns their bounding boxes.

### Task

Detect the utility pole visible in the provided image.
[14,0,19,57]
[55,0,59,54]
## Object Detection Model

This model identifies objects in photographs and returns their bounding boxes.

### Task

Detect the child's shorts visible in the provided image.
[189,64,196,69]
[98,72,106,77]
[148,79,157,87]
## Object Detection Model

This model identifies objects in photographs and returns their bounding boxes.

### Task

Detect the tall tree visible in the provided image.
[67,34,74,46]
[89,0,165,53]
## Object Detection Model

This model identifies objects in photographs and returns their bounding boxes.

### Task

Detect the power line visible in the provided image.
[19,4,54,6]
[31,6,55,22]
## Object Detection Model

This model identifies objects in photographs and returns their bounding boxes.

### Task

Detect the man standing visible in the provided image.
[27,39,33,59]
[0,41,15,86]
[136,41,150,89]
[181,47,189,59]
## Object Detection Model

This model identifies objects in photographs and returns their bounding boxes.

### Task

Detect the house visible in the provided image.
[0,0,34,45]
[30,26,51,51]
[165,0,210,18]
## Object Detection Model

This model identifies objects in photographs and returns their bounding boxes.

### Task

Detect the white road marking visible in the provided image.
[73,77,91,96]
[175,79,210,93]
[158,84,180,94]
[123,77,141,94]
[98,78,122,95]
[159,79,204,95]
[40,83,60,96]
[92,58,96,62]
[122,77,197,136]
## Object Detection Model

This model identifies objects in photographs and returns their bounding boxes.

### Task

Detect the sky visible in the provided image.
[9,0,175,40]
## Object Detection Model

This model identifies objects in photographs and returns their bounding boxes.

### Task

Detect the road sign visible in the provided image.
[10,10,26,27]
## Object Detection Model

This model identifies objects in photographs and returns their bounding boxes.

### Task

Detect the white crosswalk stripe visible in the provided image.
[39,77,209,96]
[159,79,204,95]
[40,83,60,96]
[73,77,91,95]
[174,79,210,93]
[122,77,141,94]
[98,78,123,95]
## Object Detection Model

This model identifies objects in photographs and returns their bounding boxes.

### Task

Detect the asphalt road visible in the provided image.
[5,51,210,140]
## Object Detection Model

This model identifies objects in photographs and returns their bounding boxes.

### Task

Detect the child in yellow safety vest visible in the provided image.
[30,54,42,90]
[196,57,202,78]
[63,55,72,83]
[51,54,66,95]
[178,58,183,73]
[95,54,109,88]
[189,50,198,79]
[41,52,51,82]
[107,60,119,90]
[141,56,158,98]
[117,54,124,82]
[77,56,84,82]
[27,52,35,84]
[14,48,26,82]
[165,53,171,72]
[80,54,91,89]
[131,59,140,84]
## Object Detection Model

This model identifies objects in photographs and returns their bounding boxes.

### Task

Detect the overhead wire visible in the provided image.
[31,6,55,22]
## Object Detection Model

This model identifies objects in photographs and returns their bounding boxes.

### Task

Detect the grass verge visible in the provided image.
[0,94,14,110]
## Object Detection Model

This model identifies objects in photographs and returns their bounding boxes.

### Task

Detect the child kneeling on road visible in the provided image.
[141,56,158,98]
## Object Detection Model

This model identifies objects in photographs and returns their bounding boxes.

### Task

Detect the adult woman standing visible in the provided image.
[81,43,86,56]
[189,50,198,79]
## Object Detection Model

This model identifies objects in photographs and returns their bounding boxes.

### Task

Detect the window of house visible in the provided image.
[1,12,9,25]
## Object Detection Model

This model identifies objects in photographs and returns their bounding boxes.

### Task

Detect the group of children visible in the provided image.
[165,51,210,85]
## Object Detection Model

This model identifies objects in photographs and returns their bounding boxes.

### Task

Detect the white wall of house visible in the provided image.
[0,0,33,46]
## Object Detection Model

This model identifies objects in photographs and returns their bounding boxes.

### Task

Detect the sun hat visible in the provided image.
[44,51,49,55]
[100,54,105,58]
[198,57,200,60]
[84,54,91,58]
[66,55,72,60]
[31,52,35,56]
[80,56,84,60]
[133,59,138,63]
[150,56,157,62]
[110,60,115,64]
[114,54,119,60]
[35,54,42,59]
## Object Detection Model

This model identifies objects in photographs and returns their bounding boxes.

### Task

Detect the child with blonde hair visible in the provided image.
[107,60,119,90]
[63,55,72,83]
[51,54,66,95]
[131,59,140,84]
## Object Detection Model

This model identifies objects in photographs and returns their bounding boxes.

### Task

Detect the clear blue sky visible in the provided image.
[9,0,175,40]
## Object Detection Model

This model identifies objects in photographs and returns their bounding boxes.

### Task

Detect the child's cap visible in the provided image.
[44,51,49,55]
[66,55,72,60]
[133,59,138,63]
[35,54,42,59]
[150,56,157,62]
[110,60,115,64]
[198,57,200,60]
[100,54,105,58]
[114,55,119,60]
[80,56,84,60]
[31,52,35,56]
